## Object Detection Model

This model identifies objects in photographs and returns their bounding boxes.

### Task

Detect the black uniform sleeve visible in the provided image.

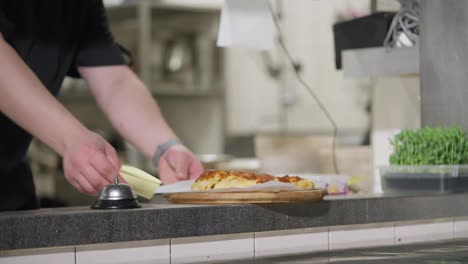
[74,0,125,67]
[0,8,14,36]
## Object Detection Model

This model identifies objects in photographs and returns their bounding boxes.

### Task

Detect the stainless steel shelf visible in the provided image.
[342,46,419,78]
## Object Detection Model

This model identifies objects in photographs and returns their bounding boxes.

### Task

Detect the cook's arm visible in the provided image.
[79,65,203,184]
[0,34,82,155]
[79,65,175,158]
[0,34,121,194]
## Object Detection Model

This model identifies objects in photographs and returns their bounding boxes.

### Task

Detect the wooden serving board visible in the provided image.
[164,189,327,204]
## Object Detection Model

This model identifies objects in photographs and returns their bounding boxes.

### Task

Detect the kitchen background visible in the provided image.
[29,0,420,206]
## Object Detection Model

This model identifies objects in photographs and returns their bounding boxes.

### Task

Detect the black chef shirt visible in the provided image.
[0,0,125,211]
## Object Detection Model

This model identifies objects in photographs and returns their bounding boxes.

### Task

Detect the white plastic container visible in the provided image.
[380,165,468,194]
[292,174,350,195]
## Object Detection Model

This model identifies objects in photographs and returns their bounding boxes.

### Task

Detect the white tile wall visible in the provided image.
[254,228,329,257]
[224,1,371,136]
[0,248,74,264]
[171,233,254,264]
[76,240,170,264]
[329,224,395,250]
[395,220,454,244]
[454,218,468,239]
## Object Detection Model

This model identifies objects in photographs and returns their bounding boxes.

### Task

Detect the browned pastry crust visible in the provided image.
[275,175,315,189]
[196,170,275,183]
[191,170,314,191]
[276,175,303,183]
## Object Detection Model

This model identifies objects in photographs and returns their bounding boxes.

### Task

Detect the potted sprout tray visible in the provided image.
[380,165,468,194]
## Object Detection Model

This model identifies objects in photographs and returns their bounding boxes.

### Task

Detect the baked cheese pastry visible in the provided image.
[191,170,314,191]
[275,175,315,189]
[191,170,275,191]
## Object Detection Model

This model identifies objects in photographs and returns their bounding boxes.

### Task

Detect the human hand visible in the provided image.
[158,145,204,184]
[62,130,122,195]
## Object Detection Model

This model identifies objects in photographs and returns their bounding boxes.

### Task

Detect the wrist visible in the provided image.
[152,138,182,167]
[57,125,89,156]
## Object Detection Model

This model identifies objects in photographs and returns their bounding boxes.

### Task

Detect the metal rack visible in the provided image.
[106,1,221,95]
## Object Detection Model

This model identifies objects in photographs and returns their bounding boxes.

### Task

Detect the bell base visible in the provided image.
[91,199,141,209]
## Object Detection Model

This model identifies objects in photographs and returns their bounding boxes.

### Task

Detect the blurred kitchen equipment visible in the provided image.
[319,146,373,193]
[163,35,195,87]
[383,0,420,48]
[124,142,146,169]
[144,13,219,94]
[333,12,395,69]
[28,141,60,199]
[197,154,260,172]
[255,135,333,174]
[107,8,219,94]
[91,176,141,209]
[216,0,275,50]
[216,158,260,172]
[197,154,233,170]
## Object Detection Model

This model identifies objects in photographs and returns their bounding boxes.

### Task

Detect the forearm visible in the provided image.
[84,66,177,160]
[0,37,86,155]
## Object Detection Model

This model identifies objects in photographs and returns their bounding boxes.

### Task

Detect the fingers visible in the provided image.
[62,131,125,195]
[105,143,121,172]
[65,151,119,195]
[104,144,126,183]
[188,160,204,180]
[72,166,126,195]
[90,154,115,184]
[66,171,98,194]
[158,146,204,184]
[76,172,98,194]
[69,178,84,193]
[81,165,108,192]
[166,151,191,180]
[158,158,179,185]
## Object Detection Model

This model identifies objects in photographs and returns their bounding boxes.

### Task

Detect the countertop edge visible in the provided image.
[1,193,466,250]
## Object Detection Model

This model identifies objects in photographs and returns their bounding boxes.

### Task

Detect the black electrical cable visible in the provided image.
[268,1,340,174]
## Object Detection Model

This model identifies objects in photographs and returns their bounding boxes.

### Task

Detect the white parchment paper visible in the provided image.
[155,180,303,194]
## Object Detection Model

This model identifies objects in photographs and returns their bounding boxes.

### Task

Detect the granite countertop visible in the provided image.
[1,192,468,250]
